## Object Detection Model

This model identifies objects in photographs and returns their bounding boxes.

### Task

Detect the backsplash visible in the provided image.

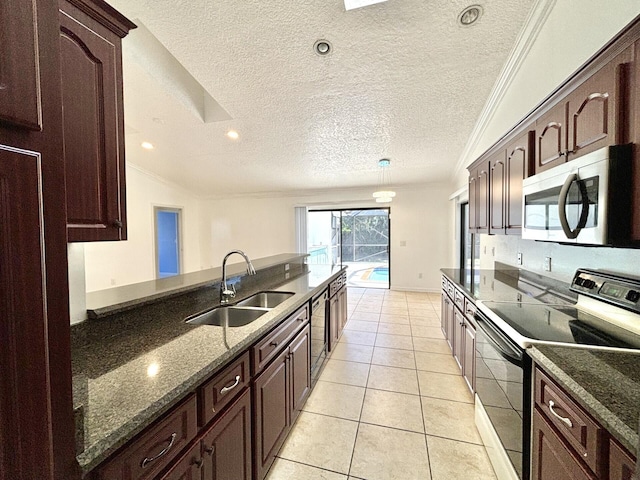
[479,235,640,282]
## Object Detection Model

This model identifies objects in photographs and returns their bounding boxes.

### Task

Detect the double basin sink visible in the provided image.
[185,291,295,328]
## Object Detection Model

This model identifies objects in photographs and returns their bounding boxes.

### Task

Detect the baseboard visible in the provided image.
[389,286,440,293]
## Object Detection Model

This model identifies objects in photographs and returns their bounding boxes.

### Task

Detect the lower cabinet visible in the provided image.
[253,325,311,480]
[532,408,597,480]
[441,276,476,394]
[160,389,252,480]
[533,365,637,480]
[201,389,252,480]
[329,284,348,351]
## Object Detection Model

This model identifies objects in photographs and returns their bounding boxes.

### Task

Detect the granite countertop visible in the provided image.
[72,263,345,475]
[529,345,640,455]
[86,253,308,318]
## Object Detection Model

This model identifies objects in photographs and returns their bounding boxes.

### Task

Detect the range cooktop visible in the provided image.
[477,269,640,352]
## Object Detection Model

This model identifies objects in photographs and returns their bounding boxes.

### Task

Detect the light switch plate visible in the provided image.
[544,257,551,271]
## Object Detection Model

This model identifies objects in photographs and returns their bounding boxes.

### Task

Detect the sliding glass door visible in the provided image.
[307,208,390,289]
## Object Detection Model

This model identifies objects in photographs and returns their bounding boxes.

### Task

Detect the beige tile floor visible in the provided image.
[266,288,497,480]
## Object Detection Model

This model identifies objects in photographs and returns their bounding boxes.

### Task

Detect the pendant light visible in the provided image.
[372,158,396,203]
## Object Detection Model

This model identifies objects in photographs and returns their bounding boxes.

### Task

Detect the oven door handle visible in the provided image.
[558,173,590,239]
[475,315,523,367]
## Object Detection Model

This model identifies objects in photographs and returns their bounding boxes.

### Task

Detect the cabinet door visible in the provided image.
[328,294,340,351]
[609,438,636,480]
[338,286,348,331]
[468,171,478,232]
[0,0,42,129]
[158,442,202,480]
[201,389,252,480]
[567,50,632,159]
[535,102,567,173]
[505,131,533,234]
[253,348,290,480]
[289,326,311,425]
[463,320,476,393]
[489,153,506,234]
[58,0,131,241]
[532,409,596,480]
[477,165,490,233]
[452,308,465,370]
[440,291,448,337]
[0,145,58,479]
[445,295,455,350]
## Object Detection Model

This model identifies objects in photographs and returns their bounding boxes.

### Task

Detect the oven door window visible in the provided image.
[524,176,598,231]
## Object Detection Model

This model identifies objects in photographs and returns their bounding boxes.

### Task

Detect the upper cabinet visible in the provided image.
[504,131,534,234]
[58,0,135,242]
[534,102,567,173]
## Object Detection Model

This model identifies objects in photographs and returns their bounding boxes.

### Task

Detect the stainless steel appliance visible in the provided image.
[310,288,328,385]
[475,269,640,480]
[522,145,633,246]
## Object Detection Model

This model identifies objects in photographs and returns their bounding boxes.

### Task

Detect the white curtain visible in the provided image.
[294,206,308,254]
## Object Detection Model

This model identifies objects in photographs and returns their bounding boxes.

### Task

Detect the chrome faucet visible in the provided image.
[220,250,256,304]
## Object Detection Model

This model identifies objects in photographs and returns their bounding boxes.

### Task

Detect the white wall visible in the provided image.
[81,165,203,292]
[480,235,640,282]
[198,184,453,292]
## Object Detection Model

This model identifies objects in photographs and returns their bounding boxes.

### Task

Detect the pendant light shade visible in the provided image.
[373,158,396,202]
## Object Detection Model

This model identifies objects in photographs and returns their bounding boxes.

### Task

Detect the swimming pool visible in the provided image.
[368,267,389,282]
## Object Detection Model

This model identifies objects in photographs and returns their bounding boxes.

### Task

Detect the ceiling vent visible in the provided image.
[458,5,483,26]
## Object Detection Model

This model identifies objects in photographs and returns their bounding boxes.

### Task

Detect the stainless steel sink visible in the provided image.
[236,291,295,308]
[185,306,269,327]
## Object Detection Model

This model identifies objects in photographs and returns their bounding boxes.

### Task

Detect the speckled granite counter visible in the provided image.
[72,263,344,475]
[529,345,640,455]
[440,267,576,304]
[86,253,308,318]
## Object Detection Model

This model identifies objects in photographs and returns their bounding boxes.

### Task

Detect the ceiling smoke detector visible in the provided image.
[313,40,332,56]
[458,5,483,26]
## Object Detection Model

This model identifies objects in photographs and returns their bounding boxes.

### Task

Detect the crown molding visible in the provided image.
[453,0,557,178]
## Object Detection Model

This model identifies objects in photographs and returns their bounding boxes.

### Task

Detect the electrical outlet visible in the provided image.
[517,253,522,265]
[285,272,290,279]
[544,257,552,272]
[284,263,290,271]
[491,247,495,257]
[110,278,116,286]
[418,273,423,279]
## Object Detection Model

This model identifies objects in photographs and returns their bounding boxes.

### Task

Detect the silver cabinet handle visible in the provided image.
[220,375,241,394]
[141,432,177,468]
[548,400,573,428]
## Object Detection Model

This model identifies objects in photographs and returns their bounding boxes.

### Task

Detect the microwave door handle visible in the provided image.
[558,173,582,239]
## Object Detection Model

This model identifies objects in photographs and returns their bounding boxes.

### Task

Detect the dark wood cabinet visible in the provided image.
[58,0,135,242]
[453,308,464,370]
[567,49,632,160]
[158,443,202,480]
[328,284,347,352]
[609,438,637,480]
[200,389,252,480]
[96,395,198,480]
[535,102,568,173]
[440,276,476,394]
[489,152,506,234]
[532,408,597,480]
[467,163,489,234]
[505,131,533,234]
[0,1,76,478]
[253,325,311,480]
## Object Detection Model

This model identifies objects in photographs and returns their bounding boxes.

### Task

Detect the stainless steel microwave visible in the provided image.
[522,145,633,246]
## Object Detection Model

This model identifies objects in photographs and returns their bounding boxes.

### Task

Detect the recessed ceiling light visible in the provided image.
[344,0,388,11]
[458,5,483,26]
[313,40,332,56]
[226,130,239,140]
[141,141,154,150]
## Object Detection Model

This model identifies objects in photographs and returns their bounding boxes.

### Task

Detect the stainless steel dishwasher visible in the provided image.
[310,288,328,385]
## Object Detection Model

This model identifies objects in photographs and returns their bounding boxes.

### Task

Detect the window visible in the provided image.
[155,207,182,278]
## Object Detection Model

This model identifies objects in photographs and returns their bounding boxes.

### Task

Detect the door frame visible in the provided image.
[307,207,391,289]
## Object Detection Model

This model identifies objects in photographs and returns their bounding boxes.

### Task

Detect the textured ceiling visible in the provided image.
[107,0,535,197]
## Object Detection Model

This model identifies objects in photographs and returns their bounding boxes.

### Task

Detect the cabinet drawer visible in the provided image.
[453,289,465,310]
[96,394,198,480]
[535,367,603,475]
[441,276,449,291]
[330,274,346,297]
[199,351,250,426]
[464,299,476,320]
[447,283,455,299]
[252,305,309,373]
